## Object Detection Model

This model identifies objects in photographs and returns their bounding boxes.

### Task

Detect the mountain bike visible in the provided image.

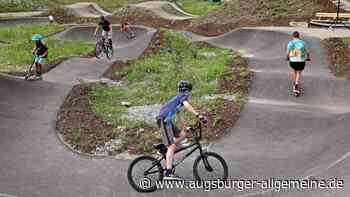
[127,120,228,193]
[95,35,113,59]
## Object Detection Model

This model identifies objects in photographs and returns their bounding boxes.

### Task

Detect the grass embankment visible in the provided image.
[90,31,235,121]
[0,24,93,74]
[0,0,146,13]
[176,0,222,16]
[0,0,38,13]
[0,0,221,16]
[57,30,251,155]
[198,0,336,25]
[323,37,350,79]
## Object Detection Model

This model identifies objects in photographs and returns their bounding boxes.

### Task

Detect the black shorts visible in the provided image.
[289,62,305,71]
[157,118,181,146]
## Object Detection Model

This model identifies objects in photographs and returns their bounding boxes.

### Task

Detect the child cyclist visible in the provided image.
[31,34,48,80]
[120,21,130,32]
[94,16,113,46]
[120,20,135,39]
[157,80,206,180]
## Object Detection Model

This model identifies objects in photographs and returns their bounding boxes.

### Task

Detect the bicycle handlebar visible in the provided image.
[188,118,208,141]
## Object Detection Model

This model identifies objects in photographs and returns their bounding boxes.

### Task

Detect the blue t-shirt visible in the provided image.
[287,39,308,62]
[159,93,189,122]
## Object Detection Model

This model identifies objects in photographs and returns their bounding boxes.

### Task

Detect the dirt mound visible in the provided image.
[64,2,111,18]
[197,0,337,25]
[122,1,196,20]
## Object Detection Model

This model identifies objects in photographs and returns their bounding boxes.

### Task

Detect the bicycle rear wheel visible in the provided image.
[95,41,103,59]
[127,155,163,193]
[193,152,228,181]
[126,30,136,39]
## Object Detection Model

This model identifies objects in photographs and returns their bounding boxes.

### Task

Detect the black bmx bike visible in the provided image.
[127,120,228,192]
[95,35,113,59]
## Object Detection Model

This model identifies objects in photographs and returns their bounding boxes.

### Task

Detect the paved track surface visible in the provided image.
[127,1,196,20]
[1,26,350,197]
[48,25,157,85]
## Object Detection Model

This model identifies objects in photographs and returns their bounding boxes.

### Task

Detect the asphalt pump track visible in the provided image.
[1,27,350,197]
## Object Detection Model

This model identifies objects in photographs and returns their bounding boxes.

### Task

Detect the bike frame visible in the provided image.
[144,122,205,176]
[96,35,113,58]
[98,37,109,50]
[25,56,38,80]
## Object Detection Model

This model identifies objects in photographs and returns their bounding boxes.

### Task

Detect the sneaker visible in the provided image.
[292,84,298,93]
[163,173,184,181]
[35,75,43,80]
[295,84,299,90]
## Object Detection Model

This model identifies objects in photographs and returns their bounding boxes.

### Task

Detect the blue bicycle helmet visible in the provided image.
[31,34,43,41]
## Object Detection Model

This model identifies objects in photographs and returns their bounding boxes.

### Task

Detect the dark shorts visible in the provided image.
[157,118,181,146]
[289,61,305,71]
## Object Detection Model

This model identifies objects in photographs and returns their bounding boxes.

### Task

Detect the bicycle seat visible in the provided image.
[153,144,167,154]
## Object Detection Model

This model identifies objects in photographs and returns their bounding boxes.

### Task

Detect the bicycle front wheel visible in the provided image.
[95,41,103,59]
[24,62,34,80]
[105,45,114,59]
[127,155,163,193]
[193,152,228,181]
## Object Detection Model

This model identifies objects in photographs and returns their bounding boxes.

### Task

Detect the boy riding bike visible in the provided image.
[121,21,130,32]
[93,16,113,46]
[120,20,135,39]
[31,34,48,80]
[286,31,310,94]
[157,80,205,180]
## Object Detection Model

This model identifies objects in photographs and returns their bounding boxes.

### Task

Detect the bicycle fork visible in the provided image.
[201,154,214,172]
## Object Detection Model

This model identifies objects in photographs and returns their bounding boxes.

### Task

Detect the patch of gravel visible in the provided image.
[123,104,162,126]
[78,78,123,87]
[202,94,237,102]
[93,138,124,156]
[198,51,217,59]
[122,94,238,126]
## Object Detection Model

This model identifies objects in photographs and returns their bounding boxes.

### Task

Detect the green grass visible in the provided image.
[343,37,350,46]
[323,37,350,79]
[177,0,222,16]
[198,0,331,25]
[0,0,36,13]
[0,24,93,73]
[0,0,147,13]
[0,24,64,43]
[0,0,222,15]
[88,30,235,124]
